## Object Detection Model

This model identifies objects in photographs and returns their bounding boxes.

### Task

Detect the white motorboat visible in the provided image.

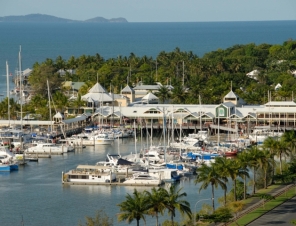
[148,167,181,182]
[66,135,95,146]
[89,133,114,145]
[123,172,163,186]
[62,165,116,183]
[0,147,18,172]
[25,142,70,154]
[143,149,164,164]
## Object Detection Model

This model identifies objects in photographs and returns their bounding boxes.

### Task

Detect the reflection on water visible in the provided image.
[1,138,223,226]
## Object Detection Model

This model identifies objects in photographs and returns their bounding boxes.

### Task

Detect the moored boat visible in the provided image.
[0,148,19,172]
[62,165,116,184]
[123,172,163,186]
[89,133,114,145]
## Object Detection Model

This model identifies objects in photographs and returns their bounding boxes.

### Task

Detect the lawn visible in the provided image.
[229,186,296,226]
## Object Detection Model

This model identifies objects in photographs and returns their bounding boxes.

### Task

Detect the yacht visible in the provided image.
[25,141,70,154]
[0,148,18,172]
[123,172,163,186]
[89,133,114,145]
[62,164,116,184]
[148,167,181,182]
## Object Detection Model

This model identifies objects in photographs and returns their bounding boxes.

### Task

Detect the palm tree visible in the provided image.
[155,85,170,104]
[257,149,274,189]
[117,189,148,226]
[144,187,167,226]
[281,131,296,156]
[227,158,249,201]
[237,152,250,199]
[263,137,278,183]
[274,139,289,175]
[212,157,229,206]
[195,164,226,211]
[171,83,187,104]
[163,185,191,224]
[247,146,261,195]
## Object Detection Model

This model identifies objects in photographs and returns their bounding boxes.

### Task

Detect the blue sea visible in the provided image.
[1,21,296,76]
[0,21,296,226]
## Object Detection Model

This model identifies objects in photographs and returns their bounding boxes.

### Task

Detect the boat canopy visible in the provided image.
[76,165,111,170]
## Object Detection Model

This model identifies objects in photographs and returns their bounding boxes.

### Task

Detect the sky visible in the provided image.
[1,0,296,22]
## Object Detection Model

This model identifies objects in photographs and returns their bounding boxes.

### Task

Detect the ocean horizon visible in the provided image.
[0,20,296,95]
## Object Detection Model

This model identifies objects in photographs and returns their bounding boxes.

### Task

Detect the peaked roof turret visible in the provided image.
[225,90,238,99]
[142,92,159,101]
[121,85,135,93]
[88,82,107,93]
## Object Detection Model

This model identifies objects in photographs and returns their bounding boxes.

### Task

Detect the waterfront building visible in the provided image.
[92,88,296,134]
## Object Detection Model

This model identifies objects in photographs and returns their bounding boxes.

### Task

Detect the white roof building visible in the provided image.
[81,83,113,103]
[275,83,282,91]
[246,69,259,80]
[141,92,159,104]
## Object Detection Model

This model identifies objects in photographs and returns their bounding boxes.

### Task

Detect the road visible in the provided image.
[248,195,296,225]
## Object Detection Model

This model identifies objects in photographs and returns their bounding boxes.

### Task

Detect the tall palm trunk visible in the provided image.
[264,168,267,189]
[156,213,159,226]
[171,208,175,224]
[252,166,256,195]
[279,153,283,174]
[224,179,227,206]
[234,179,237,201]
[211,184,215,212]
[243,175,247,200]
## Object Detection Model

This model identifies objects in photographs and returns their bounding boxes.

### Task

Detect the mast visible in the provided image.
[182,61,185,87]
[163,107,166,164]
[134,120,137,158]
[6,61,10,127]
[150,119,153,147]
[199,95,202,131]
[171,106,174,144]
[47,80,53,133]
[19,46,23,130]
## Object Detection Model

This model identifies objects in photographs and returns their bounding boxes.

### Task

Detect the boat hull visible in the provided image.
[0,164,18,172]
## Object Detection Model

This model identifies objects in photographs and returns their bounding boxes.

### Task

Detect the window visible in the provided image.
[218,108,224,117]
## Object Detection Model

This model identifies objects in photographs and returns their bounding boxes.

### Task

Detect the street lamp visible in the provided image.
[194,198,214,225]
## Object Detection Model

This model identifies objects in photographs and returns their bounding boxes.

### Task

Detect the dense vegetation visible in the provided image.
[1,40,296,120]
[31,39,296,103]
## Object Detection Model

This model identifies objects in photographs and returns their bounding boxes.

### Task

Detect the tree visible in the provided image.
[144,187,167,226]
[281,131,296,155]
[212,157,229,206]
[28,63,62,97]
[247,146,261,195]
[263,137,278,183]
[117,189,148,226]
[274,139,289,174]
[171,83,187,104]
[257,149,274,189]
[78,209,113,226]
[155,85,171,104]
[163,185,192,224]
[196,164,226,211]
[52,91,68,113]
[225,159,248,202]
[229,201,244,225]
[237,152,250,199]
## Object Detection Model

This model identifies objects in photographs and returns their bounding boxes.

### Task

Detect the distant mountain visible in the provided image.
[0,14,128,23]
[85,17,128,23]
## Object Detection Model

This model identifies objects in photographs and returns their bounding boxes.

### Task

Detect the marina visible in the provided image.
[1,137,222,226]
[0,20,295,226]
